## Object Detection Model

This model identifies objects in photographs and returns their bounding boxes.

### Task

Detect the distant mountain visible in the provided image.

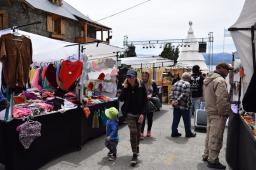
[203,53,238,65]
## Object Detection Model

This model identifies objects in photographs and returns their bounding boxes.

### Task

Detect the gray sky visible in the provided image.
[65,0,245,54]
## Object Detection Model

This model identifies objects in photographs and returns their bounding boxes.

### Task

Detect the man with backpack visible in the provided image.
[190,65,204,116]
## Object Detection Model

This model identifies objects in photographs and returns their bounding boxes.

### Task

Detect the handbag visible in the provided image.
[146,100,156,113]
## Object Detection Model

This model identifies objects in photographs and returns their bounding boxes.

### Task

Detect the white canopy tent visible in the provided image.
[120,56,174,68]
[229,0,256,97]
[0,29,124,62]
[0,29,124,87]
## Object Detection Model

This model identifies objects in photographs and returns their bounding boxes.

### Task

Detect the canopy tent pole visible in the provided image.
[250,25,256,71]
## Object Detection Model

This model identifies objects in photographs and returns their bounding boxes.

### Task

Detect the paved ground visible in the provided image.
[0,104,229,170]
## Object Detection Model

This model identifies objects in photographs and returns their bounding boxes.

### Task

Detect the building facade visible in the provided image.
[0,0,111,43]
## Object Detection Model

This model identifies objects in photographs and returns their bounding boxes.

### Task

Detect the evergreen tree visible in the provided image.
[160,43,179,64]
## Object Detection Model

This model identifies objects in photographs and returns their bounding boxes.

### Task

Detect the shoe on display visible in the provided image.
[130,154,138,166]
[171,132,182,137]
[207,162,226,169]
[186,132,196,138]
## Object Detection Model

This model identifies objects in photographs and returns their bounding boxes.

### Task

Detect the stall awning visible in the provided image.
[229,0,256,92]
[0,29,124,62]
[120,56,174,68]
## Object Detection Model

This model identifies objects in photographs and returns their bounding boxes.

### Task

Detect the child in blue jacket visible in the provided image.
[105,107,119,161]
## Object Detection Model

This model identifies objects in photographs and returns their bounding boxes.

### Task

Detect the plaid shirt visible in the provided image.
[171,80,191,110]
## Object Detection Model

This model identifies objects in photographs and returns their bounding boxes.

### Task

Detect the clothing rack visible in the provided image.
[64,40,102,60]
[12,21,42,32]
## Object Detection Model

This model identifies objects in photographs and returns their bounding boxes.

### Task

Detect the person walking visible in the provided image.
[105,107,119,161]
[190,65,204,116]
[140,71,160,139]
[202,63,232,169]
[170,72,196,138]
[118,69,147,166]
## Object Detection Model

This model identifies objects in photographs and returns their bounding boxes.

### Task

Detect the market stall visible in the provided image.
[226,0,256,169]
[119,55,173,103]
[79,54,121,143]
[0,29,124,170]
[0,108,82,170]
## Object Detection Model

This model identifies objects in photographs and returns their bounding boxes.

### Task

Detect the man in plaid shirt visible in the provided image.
[170,72,196,138]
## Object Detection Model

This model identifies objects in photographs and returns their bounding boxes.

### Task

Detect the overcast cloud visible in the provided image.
[65,0,245,54]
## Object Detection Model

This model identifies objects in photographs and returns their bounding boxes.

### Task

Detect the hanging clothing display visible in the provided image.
[45,64,58,88]
[16,120,42,149]
[59,60,83,91]
[0,33,32,88]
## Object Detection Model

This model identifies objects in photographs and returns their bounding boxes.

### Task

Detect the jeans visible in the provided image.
[105,140,118,155]
[191,97,202,116]
[171,107,193,135]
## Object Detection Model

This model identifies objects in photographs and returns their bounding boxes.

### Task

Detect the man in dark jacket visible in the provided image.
[190,65,204,116]
[119,69,147,166]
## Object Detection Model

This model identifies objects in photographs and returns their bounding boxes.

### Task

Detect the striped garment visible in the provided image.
[171,80,191,110]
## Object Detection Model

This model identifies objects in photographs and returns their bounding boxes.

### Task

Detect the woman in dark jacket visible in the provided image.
[119,69,147,166]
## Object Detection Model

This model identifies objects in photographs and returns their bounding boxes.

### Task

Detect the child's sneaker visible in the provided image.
[146,131,151,137]
[108,154,116,161]
[107,152,112,157]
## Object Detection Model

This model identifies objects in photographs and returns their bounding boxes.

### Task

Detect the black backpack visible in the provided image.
[190,74,203,98]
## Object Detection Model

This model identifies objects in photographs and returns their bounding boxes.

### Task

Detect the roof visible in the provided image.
[24,0,110,29]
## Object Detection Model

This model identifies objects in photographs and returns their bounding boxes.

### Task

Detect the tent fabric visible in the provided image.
[0,29,123,87]
[0,29,124,62]
[120,56,173,68]
[230,0,256,95]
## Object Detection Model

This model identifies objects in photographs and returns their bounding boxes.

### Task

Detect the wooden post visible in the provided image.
[84,23,87,42]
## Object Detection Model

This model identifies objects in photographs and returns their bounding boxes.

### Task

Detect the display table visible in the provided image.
[80,100,119,144]
[226,113,256,170]
[0,108,82,170]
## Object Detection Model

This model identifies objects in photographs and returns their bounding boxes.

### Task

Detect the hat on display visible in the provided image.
[110,67,118,76]
[105,107,118,120]
[105,73,111,81]
[98,73,105,80]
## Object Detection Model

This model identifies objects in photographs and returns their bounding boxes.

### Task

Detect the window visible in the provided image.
[53,18,61,34]
[0,10,8,30]
[80,25,85,37]
[87,25,96,39]
[47,15,65,35]
[0,14,3,30]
